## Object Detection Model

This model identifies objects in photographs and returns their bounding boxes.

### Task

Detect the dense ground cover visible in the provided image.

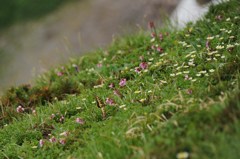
[0,0,239,158]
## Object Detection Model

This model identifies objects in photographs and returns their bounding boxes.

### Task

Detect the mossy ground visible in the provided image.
[0,0,240,158]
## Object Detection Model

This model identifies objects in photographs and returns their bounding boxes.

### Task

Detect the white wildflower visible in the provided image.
[199,70,207,74]
[134,90,141,94]
[191,79,197,82]
[119,105,126,109]
[226,44,234,49]
[149,58,154,61]
[160,80,167,84]
[207,58,212,61]
[216,45,224,50]
[207,36,214,40]
[173,64,178,67]
[176,72,182,76]
[209,69,215,73]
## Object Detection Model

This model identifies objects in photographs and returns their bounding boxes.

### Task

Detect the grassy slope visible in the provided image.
[0,0,240,158]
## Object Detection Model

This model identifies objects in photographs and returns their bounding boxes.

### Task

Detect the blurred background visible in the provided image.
[0,0,212,94]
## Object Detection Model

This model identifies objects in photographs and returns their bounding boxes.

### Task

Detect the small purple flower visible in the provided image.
[119,78,127,87]
[157,46,163,53]
[215,15,223,21]
[139,56,144,61]
[206,40,210,49]
[139,62,148,70]
[32,109,37,115]
[151,45,155,50]
[49,136,57,143]
[59,139,66,145]
[59,116,65,123]
[97,63,103,68]
[186,89,193,95]
[108,83,115,89]
[76,118,85,124]
[113,89,123,98]
[135,67,141,73]
[159,33,163,41]
[148,21,155,29]
[39,139,44,147]
[57,72,63,76]
[151,32,156,38]
[50,114,55,119]
[106,98,115,106]
[16,105,24,113]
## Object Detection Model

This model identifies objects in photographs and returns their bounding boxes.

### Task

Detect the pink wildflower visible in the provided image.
[206,40,210,49]
[119,78,127,87]
[57,72,63,76]
[106,98,115,106]
[151,32,156,38]
[59,139,66,145]
[157,46,163,53]
[151,45,155,50]
[97,63,103,68]
[59,116,65,123]
[32,109,37,115]
[184,75,189,80]
[76,118,85,124]
[113,89,123,98]
[16,105,24,113]
[148,21,155,29]
[139,62,148,70]
[39,139,44,147]
[159,33,163,41]
[135,67,141,73]
[139,56,144,61]
[50,114,55,119]
[215,15,223,21]
[186,89,193,95]
[49,136,57,143]
[108,83,115,89]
